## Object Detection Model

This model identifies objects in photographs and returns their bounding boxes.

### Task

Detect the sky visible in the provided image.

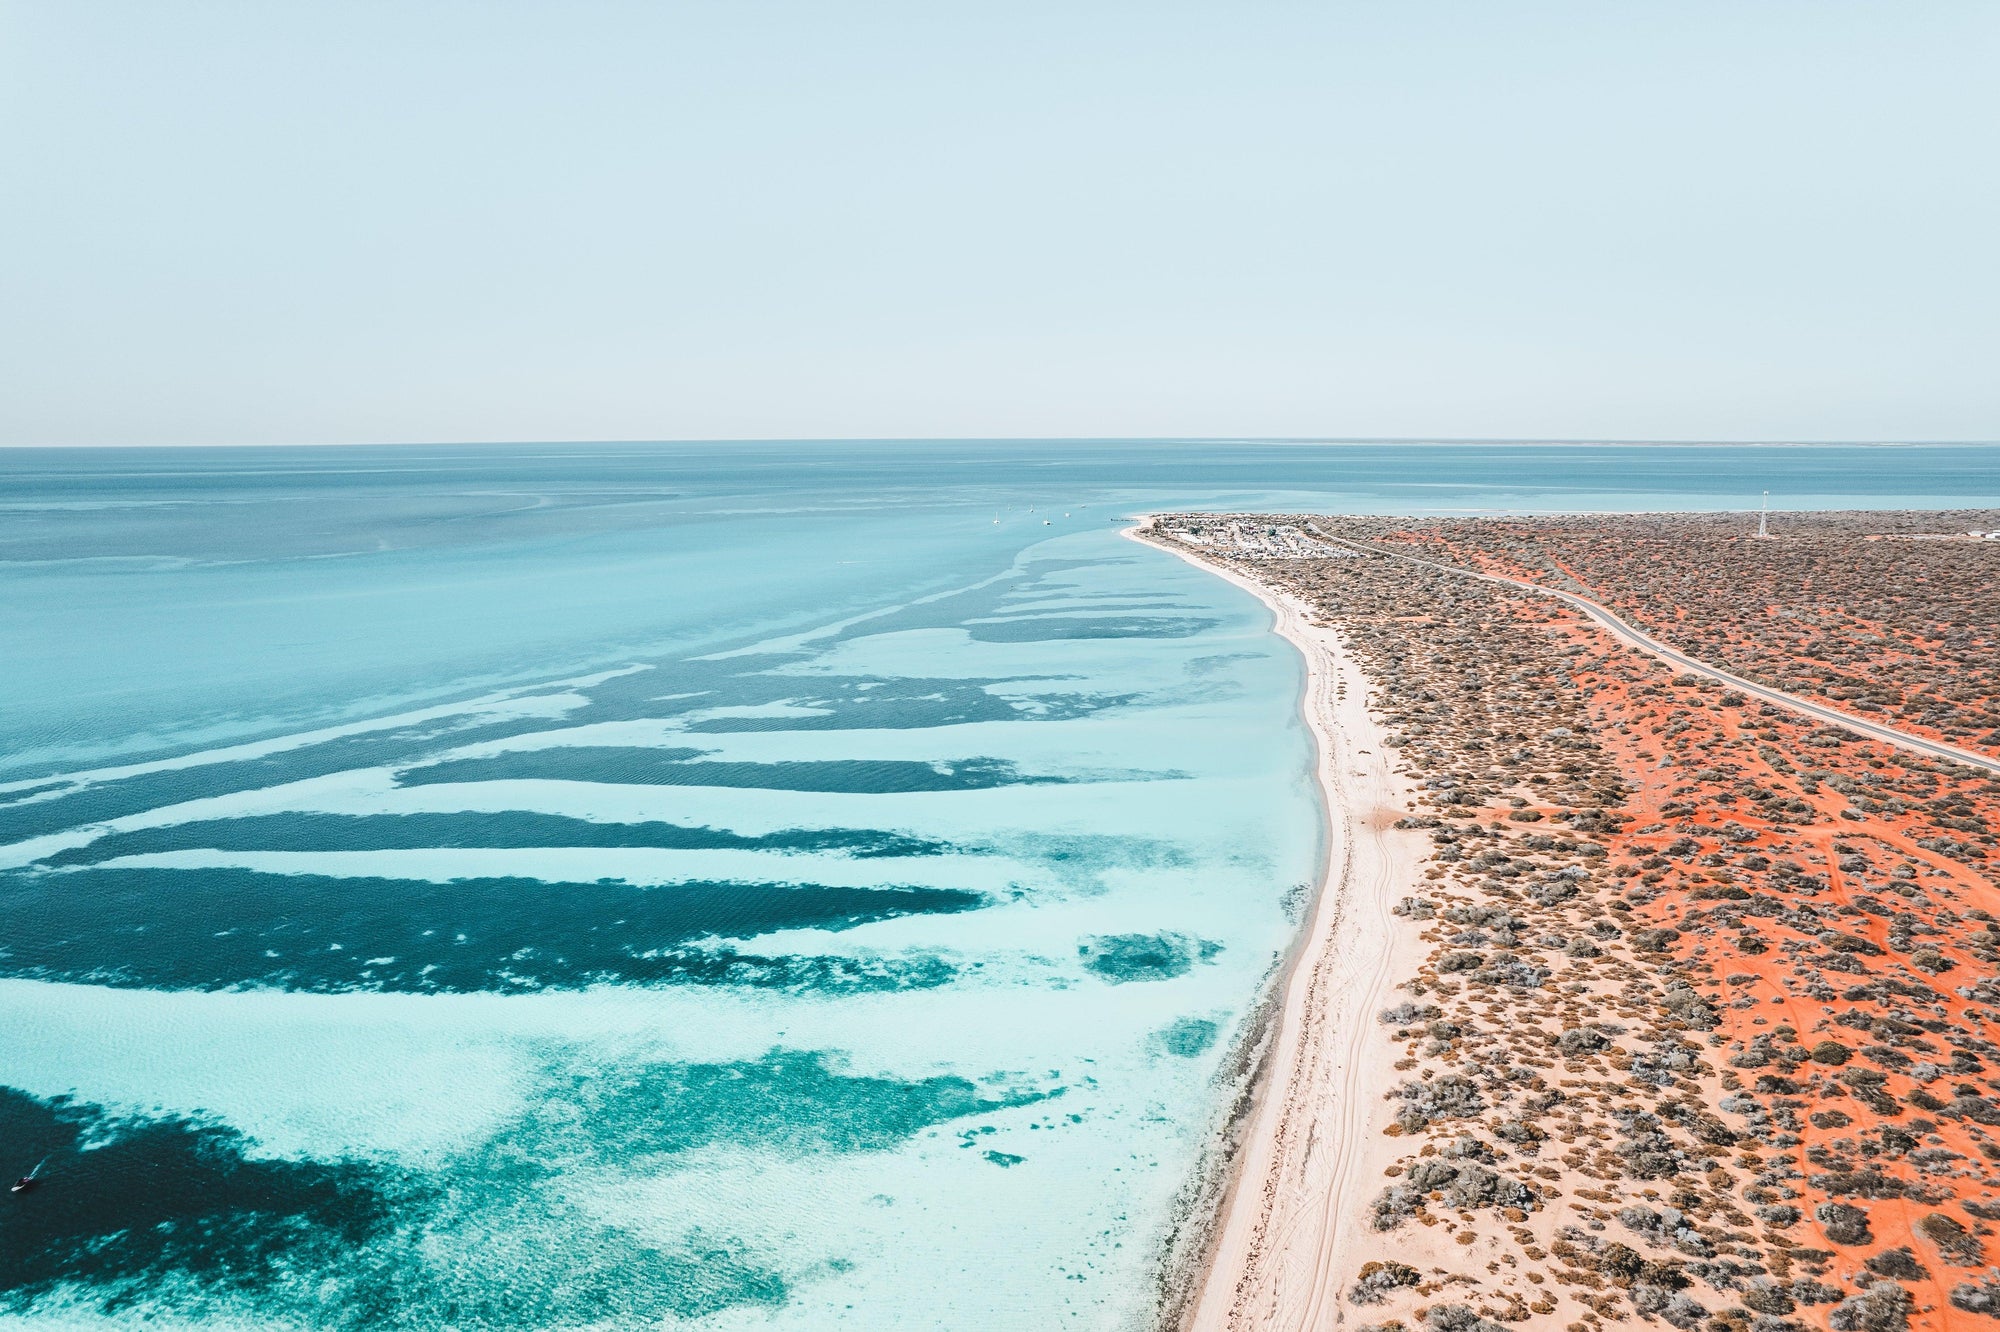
[1,1,1996,446]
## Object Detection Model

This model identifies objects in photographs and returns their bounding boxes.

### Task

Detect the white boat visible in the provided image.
[12,1158,46,1194]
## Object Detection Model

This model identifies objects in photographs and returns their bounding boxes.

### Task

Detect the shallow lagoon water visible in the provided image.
[4,441,1998,1327]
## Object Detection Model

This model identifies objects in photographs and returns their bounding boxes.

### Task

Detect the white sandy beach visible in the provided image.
[1127,519,1429,1332]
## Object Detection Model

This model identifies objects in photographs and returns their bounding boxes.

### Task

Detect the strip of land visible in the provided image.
[1146,510,2000,1332]
[1128,518,1430,1332]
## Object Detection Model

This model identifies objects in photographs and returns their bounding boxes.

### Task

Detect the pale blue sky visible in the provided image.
[2,1,1996,445]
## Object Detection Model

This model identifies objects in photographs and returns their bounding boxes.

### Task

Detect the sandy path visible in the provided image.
[1125,522,1427,1332]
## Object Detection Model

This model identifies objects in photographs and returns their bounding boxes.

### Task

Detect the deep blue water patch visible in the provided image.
[531,641,1141,736]
[0,1086,400,1314]
[623,947,960,994]
[38,812,953,868]
[0,1087,794,1329]
[396,750,1069,794]
[0,713,572,845]
[675,679,1143,732]
[1011,832,1191,873]
[1153,1018,1221,1058]
[0,867,983,992]
[1076,932,1223,984]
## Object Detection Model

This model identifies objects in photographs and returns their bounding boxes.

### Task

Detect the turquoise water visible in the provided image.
[3,441,1997,1328]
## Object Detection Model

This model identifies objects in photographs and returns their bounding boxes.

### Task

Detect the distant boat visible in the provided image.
[12,1158,46,1194]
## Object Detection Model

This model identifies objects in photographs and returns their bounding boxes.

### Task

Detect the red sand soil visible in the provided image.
[1158,512,2000,1329]
[1490,566,2000,1330]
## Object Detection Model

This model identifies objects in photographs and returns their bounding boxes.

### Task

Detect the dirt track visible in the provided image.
[1305,526,2000,777]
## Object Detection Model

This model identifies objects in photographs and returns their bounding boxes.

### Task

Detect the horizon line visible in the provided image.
[5,435,2000,451]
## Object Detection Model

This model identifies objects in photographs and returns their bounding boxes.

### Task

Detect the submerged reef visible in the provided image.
[0,1050,1060,1328]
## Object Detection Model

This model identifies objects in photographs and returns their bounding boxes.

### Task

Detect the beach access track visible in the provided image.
[1306,525,2000,778]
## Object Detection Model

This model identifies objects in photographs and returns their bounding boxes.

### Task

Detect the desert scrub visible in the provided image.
[1827,1280,1912,1331]
[1347,1260,1420,1304]
[1815,1201,1873,1245]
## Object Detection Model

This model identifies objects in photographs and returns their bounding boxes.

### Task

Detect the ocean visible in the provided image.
[3,440,1997,1329]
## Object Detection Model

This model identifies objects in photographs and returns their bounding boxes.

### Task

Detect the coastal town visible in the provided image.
[1168,516,1358,561]
[1144,509,2000,1332]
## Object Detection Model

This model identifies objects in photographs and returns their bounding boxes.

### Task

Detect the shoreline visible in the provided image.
[1124,517,1428,1331]
[1129,508,2000,1331]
